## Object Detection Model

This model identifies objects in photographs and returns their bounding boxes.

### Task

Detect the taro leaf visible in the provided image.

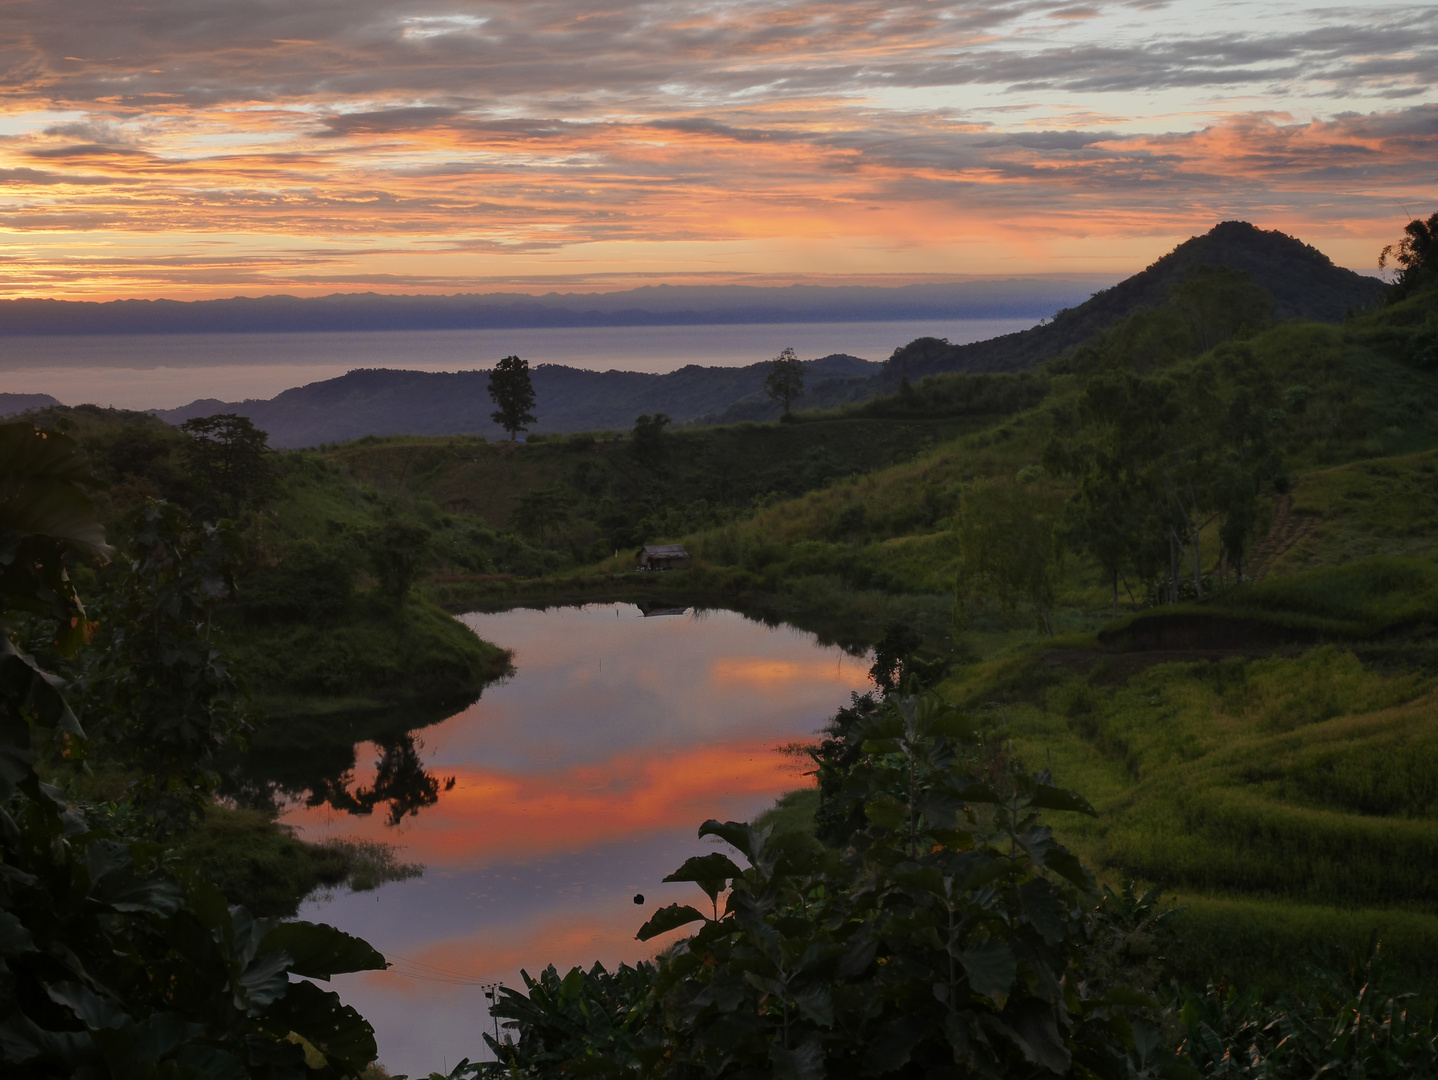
[864,794,907,830]
[663,852,743,904]
[0,646,81,737]
[258,921,386,980]
[1042,847,1093,890]
[791,984,834,1027]
[45,981,129,1031]
[930,827,974,851]
[837,934,877,978]
[636,904,707,941]
[698,819,757,861]
[130,1013,203,1063]
[1002,997,1072,1074]
[89,868,182,914]
[951,779,1002,804]
[0,424,112,559]
[1019,879,1067,946]
[170,1043,250,1080]
[238,948,294,1013]
[0,909,35,955]
[1132,1018,1162,1066]
[771,1037,826,1080]
[0,1012,95,1067]
[1027,781,1097,817]
[960,938,1016,1004]
[0,740,35,805]
[85,845,183,916]
[263,978,377,1074]
[862,1015,927,1075]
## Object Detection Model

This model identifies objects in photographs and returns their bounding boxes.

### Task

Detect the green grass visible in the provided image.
[176,805,422,918]
[226,594,511,715]
[1102,556,1438,647]
[1271,449,1438,574]
[934,636,1438,990]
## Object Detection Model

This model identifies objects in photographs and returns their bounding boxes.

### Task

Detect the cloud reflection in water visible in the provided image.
[285,603,871,1074]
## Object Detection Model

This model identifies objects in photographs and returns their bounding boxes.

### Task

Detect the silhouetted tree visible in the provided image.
[488,354,537,440]
[764,346,804,418]
[1381,211,1438,299]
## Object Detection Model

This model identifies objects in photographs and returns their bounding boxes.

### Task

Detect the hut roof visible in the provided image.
[641,544,689,557]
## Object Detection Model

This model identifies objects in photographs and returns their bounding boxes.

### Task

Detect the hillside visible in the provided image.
[354,271,1438,992]
[149,221,1384,446]
[156,353,881,448]
[0,391,60,416]
[885,221,1386,379]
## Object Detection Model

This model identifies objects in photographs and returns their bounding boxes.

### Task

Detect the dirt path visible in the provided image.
[1246,494,1321,581]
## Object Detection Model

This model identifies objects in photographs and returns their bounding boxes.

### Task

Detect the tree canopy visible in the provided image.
[1380,210,1438,299]
[177,412,273,518]
[488,354,538,440]
[765,346,805,417]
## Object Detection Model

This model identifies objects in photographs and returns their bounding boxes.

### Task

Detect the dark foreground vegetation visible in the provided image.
[2,214,1436,1077]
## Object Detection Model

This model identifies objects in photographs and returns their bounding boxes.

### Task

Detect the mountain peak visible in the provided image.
[889,221,1385,377]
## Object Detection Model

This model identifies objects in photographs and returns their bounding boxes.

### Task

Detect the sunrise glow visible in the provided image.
[0,1,1431,298]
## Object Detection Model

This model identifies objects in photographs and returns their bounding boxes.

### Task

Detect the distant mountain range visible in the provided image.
[0,279,1100,336]
[155,355,882,447]
[150,222,1389,448]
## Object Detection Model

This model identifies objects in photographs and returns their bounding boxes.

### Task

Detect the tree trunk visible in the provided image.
[1111,570,1119,620]
[1168,530,1181,605]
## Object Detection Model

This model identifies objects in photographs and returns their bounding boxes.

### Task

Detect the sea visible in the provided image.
[0,318,1035,411]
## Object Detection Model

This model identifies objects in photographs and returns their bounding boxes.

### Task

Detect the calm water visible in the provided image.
[0,318,1034,410]
[279,604,872,1075]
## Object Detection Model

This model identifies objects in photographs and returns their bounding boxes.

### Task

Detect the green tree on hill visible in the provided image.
[955,478,1064,636]
[632,412,671,465]
[178,412,273,517]
[765,346,804,418]
[0,422,387,1077]
[1381,210,1438,299]
[488,354,537,440]
[1167,266,1273,353]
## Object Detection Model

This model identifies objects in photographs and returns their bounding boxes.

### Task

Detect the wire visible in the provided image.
[381,950,503,987]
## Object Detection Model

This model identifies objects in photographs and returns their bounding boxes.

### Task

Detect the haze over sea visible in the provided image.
[0,318,1035,412]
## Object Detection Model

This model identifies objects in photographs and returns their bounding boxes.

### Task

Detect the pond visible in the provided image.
[277,603,873,1076]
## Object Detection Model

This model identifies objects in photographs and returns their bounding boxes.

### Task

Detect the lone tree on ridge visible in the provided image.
[488,354,537,441]
[765,346,805,418]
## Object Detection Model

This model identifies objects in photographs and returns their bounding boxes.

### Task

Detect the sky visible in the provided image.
[0,0,1434,299]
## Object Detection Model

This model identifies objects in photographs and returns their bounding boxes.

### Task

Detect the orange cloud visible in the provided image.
[0,3,1430,296]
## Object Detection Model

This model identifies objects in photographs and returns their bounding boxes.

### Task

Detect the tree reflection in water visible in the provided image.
[307,733,456,826]
[225,693,476,826]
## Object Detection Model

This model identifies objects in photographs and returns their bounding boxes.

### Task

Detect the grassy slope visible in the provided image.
[222,450,512,715]
[719,288,1438,992]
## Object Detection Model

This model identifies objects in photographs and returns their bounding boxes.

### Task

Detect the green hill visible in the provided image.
[886,220,1385,379]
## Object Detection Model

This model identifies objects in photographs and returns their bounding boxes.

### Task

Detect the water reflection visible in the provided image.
[278,603,871,1075]
[308,734,457,827]
[228,695,476,823]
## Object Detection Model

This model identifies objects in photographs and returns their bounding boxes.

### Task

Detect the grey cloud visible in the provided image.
[12,0,1431,114]
[0,166,116,184]
[27,143,148,159]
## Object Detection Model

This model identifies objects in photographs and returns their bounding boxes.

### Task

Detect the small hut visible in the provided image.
[635,544,692,571]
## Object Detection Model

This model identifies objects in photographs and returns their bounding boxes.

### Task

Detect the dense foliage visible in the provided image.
[464,691,1182,1079]
[0,422,387,1078]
